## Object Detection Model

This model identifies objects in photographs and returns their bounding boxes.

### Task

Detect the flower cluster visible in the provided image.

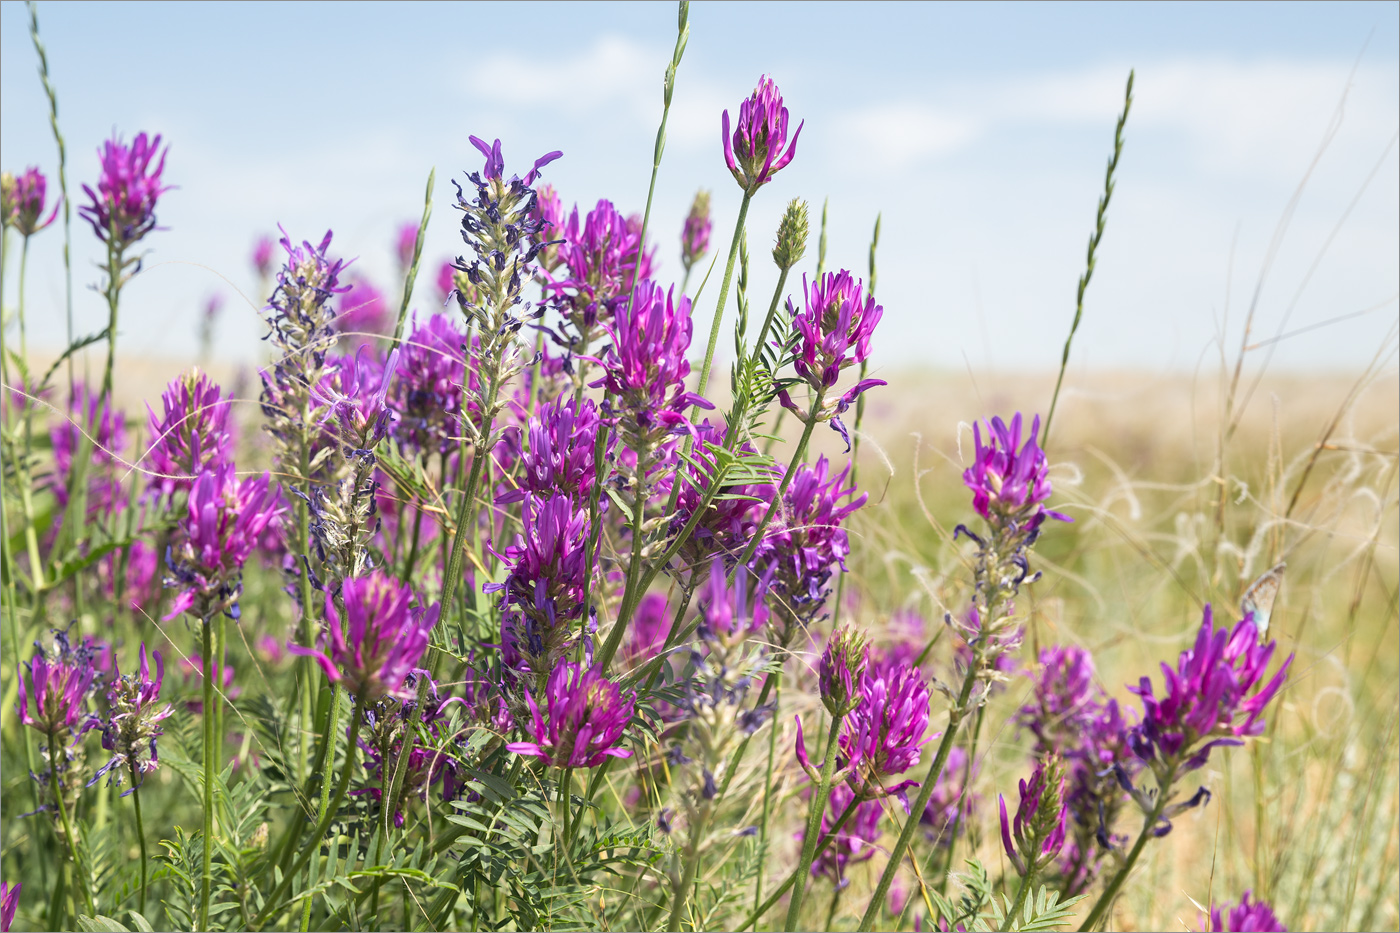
[722,75,803,193]
[999,756,1069,876]
[500,397,610,504]
[2,167,59,236]
[549,198,655,342]
[1205,892,1286,932]
[164,463,286,620]
[681,188,711,275]
[387,312,471,455]
[963,413,1068,537]
[507,661,635,768]
[50,386,128,518]
[78,131,171,247]
[144,368,234,502]
[337,276,390,348]
[91,645,173,790]
[17,629,101,827]
[291,570,439,702]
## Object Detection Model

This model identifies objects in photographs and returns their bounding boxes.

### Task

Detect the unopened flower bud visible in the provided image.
[682,188,711,272]
[772,198,809,271]
[818,625,869,716]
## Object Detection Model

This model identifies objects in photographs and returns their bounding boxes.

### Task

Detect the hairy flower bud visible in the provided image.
[999,756,1068,875]
[819,626,869,716]
[772,197,809,271]
[681,188,711,273]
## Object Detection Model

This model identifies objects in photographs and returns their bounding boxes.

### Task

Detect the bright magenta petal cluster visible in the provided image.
[164,464,286,620]
[824,659,931,801]
[507,661,635,768]
[290,570,439,703]
[79,131,171,246]
[998,758,1068,875]
[594,279,712,432]
[0,882,17,933]
[963,413,1069,532]
[17,629,100,736]
[1128,605,1292,772]
[7,167,60,236]
[1206,892,1286,932]
[790,270,882,391]
[722,75,803,193]
[145,368,234,502]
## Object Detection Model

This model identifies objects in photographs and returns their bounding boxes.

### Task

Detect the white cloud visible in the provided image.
[832,103,980,169]
[464,35,661,121]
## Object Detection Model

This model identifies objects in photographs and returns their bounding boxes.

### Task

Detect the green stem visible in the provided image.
[740,797,860,931]
[47,727,95,919]
[391,169,435,348]
[254,698,366,930]
[666,802,712,932]
[1000,863,1040,933]
[200,616,216,931]
[440,369,501,618]
[301,683,343,932]
[786,711,846,930]
[856,661,979,931]
[131,762,149,917]
[749,266,791,369]
[753,675,781,915]
[692,192,752,408]
[1077,783,1170,931]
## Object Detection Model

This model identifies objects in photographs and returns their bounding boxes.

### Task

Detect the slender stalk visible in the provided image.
[1043,70,1133,449]
[1000,863,1040,933]
[666,801,712,932]
[693,192,752,406]
[785,711,846,930]
[200,616,216,931]
[301,683,343,932]
[391,169,435,348]
[254,698,366,930]
[440,371,500,615]
[47,727,95,918]
[1077,782,1170,931]
[856,662,979,931]
[740,797,860,931]
[749,266,791,371]
[131,762,149,917]
[753,675,781,914]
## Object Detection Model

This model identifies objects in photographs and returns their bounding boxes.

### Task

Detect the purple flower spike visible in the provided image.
[17,628,100,736]
[1129,605,1293,773]
[145,368,234,502]
[79,131,171,247]
[999,757,1069,876]
[92,644,174,790]
[252,235,275,279]
[499,397,611,504]
[0,882,18,933]
[5,167,60,236]
[964,413,1070,533]
[839,659,932,801]
[695,563,770,650]
[387,312,469,454]
[594,279,712,435]
[723,75,803,193]
[507,660,635,768]
[289,570,439,703]
[819,626,870,716]
[1206,892,1287,932]
[164,463,287,620]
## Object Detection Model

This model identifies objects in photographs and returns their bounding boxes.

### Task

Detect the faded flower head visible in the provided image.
[145,368,234,502]
[79,131,171,247]
[681,188,712,272]
[50,385,129,517]
[723,75,803,193]
[1205,892,1286,932]
[507,661,635,768]
[164,463,286,620]
[5,167,60,236]
[92,644,174,789]
[1129,605,1292,773]
[290,570,439,702]
[819,626,870,716]
[999,756,1068,876]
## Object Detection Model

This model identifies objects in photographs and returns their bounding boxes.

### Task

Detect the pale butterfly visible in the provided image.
[1241,561,1285,641]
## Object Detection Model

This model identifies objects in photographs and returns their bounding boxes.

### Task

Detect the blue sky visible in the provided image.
[1,0,1397,375]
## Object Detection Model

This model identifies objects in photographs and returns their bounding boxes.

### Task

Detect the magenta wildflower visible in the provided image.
[337,275,390,345]
[92,644,174,790]
[808,784,884,888]
[669,420,776,565]
[507,661,635,768]
[622,593,672,666]
[5,167,60,236]
[386,312,471,454]
[594,279,712,439]
[17,628,100,736]
[963,413,1069,534]
[252,235,275,279]
[999,757,1069,876]
[487,493,595,671]
[164,463,287,620]
[778,271,887,449]
[1206,892,1286,932]
[78,131,171,246]
[290,570,439,702]
[819,626,870,716]
[681,188,711,274]
[395,221,419,273]
[499,397,610,504]
[50,385,128,516]
[99,538,160,617]
[695,563,770,651]
[180,655,240,714]
[1129,605,1292,773]
[723,75,803,193]
[144,368,234,502]
[550,198,656,338]
[0,882,17,933]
